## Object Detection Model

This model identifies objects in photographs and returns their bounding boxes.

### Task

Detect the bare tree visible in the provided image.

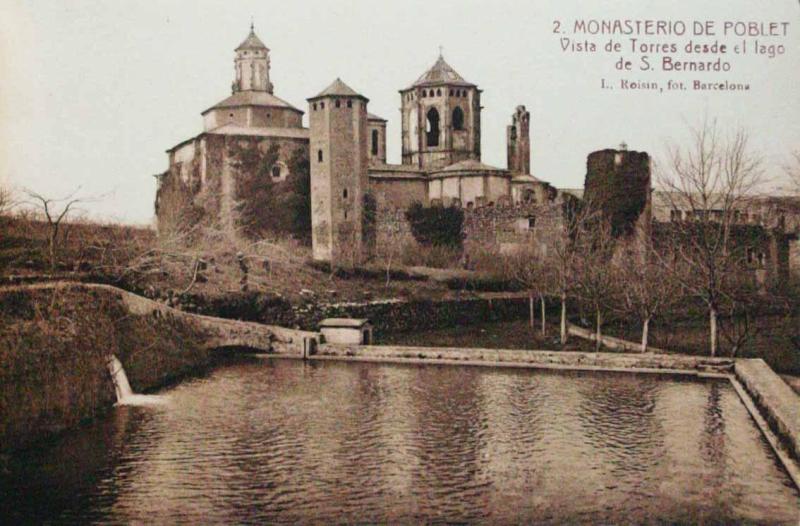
[656,117,764,356]
[573,218,617,351]
[615,238,685,352]
[22,188,86,272]
[786,150,800,194]
[547,196,598,345]
[505,246,551,336]
[0,185,13,216]
[376,213,407,286]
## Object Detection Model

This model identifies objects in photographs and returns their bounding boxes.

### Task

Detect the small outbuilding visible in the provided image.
[319,318,373,345]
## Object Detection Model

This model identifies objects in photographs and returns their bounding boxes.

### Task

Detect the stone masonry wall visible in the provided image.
[373,199,567,257]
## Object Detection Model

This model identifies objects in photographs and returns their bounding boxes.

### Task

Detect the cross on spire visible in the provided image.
[438,45,443,58]
[250,17,254,32]
[619,141,628,151]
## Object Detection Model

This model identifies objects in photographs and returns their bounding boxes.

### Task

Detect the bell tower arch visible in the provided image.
[400,53,481,170]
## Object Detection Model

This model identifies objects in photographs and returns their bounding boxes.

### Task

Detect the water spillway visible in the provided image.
[105,355,168,407]
[106,355,133,402]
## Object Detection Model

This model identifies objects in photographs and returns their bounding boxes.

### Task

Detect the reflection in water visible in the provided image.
[1,359,798,525]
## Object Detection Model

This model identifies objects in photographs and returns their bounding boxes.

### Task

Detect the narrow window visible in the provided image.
[436,88,441,96]
[335,99,341,108]
[371,129,379,156]
[452,107,464,130]
[271,166,281,179]
[320,102,325,109]
[426,107,440,147]
[318,149,323,162]
[343,188,348,199]
[422,90,427,97]
[347,99,352,108]
[449,89,453,96]
[313,103,317,111]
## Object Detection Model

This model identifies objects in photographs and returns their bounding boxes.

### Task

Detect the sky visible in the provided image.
[0,0,798,225]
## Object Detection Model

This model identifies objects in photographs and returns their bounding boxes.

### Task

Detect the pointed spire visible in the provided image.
[236,23,268,51]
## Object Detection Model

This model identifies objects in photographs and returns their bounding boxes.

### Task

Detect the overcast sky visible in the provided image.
[1,0,798,224]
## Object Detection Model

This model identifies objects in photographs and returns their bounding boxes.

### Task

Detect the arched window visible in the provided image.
[371,129,379,156]
[452,107,464,131]
[318,149,323,162]
[436,88,441,96]
[335,99,341,108]
[271,165,281,179]
[422,90,427,97]
[426,107,440,147]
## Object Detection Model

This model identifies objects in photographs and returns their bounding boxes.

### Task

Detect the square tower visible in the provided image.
[308,79,369,266]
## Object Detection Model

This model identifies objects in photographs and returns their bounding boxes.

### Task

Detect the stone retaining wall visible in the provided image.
[313,343,734,373]
[735,359,800,462]
[292,293,530,335]
[0,282,314,452]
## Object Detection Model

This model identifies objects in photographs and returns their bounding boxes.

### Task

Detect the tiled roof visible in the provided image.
[409,55,475,88]
[202,91,302,114]
[310,78,366,99]
[367,112,387,122]
[206,124,309,139]
[511,174,543,184]
[236,28,268,51]
[436,159,506,173]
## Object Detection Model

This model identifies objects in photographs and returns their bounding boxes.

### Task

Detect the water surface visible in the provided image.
[2,359,798,524]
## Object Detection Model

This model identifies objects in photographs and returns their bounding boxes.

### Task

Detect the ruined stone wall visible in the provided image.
[507,106,530,175]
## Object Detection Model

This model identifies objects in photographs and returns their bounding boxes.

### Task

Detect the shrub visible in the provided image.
[404,201,464,247]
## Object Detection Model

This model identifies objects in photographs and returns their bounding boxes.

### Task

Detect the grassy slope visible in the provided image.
[0,286,209,452]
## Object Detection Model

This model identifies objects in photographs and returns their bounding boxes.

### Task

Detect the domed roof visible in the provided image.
[236,26,269,51]
[408,55,475,89]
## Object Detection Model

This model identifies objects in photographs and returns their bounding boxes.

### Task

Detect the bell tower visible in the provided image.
[400,53,481,170]
[232,23,273,94]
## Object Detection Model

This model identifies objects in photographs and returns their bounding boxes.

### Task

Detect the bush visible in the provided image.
[405,202,464,247]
